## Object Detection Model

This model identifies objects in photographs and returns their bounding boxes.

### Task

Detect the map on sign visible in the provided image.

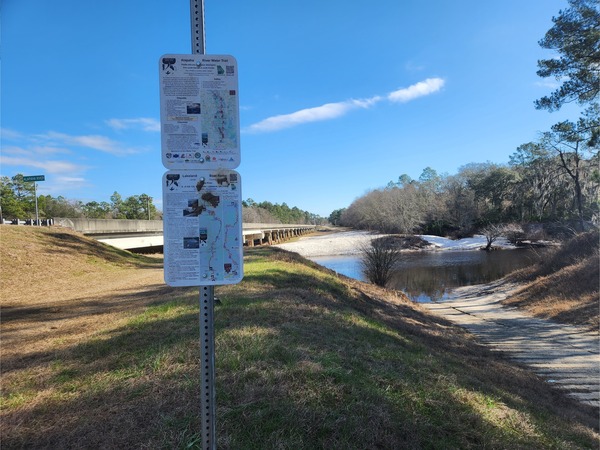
[162,170,243,286]
[159,54,240,169]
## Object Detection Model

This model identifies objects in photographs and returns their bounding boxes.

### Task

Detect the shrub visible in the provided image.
[360,237,403,287]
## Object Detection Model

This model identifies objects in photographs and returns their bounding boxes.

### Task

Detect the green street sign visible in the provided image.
[23,175,45,182]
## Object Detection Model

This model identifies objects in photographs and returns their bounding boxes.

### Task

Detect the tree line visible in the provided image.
[334,0,599,236]
[0,175,159,221]
[0,174,326,224]
[242,199,326,225]
[336,156,597,237]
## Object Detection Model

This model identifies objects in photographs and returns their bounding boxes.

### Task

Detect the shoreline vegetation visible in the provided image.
[1,226,598,448]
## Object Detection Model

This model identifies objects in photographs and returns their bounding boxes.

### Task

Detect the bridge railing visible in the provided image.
[48,218,317,248]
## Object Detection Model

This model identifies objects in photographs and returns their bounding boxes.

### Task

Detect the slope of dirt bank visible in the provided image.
[504,230,599,331]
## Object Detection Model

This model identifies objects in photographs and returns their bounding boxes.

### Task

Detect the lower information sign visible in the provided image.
[163,170,243,286]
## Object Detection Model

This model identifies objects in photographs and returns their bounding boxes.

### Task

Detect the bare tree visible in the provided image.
[360,237,403,287]
[480,223,524,251]
[542,119,598,230]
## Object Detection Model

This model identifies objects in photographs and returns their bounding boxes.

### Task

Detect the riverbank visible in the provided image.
[276,229,599,331]
[275,230,516,257]
[276,230,528,301]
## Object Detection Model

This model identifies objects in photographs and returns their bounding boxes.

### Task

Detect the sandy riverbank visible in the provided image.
[274,230,385,258]
[274,230,514,258]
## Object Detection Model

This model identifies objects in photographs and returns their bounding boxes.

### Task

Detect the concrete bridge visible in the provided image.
[53,218,316,251]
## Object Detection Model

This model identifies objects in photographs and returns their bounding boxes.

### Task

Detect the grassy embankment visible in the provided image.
[505,229,599,331]
[1,226,598,449]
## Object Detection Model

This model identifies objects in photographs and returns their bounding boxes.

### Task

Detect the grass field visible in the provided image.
[1,226,598,449]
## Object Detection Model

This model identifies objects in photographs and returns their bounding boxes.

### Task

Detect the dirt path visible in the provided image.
[421,281,600,408]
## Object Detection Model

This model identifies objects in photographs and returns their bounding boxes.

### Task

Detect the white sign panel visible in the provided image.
[159,54,240,169]
[163,170,243,286]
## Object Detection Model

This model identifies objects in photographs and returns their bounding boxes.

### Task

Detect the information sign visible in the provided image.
[23,175,45,182]
[163,169,243,286]
[159,54,240,169]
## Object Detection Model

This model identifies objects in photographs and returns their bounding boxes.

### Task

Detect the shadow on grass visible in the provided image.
[2,284,180,322]
[2,307,204,448]
[1,284,197,374]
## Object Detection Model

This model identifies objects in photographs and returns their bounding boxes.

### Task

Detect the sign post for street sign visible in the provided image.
[23,175,45,225]
[159,2,243,448]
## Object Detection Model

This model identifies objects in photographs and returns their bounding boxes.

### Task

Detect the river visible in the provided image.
[311,248,545,302]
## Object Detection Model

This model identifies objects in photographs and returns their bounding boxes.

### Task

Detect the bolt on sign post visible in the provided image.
[159,1,243,448]
[23,175,45,225]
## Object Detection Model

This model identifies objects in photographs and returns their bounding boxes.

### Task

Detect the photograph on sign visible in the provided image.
[159,54,240,170]
[162,169,243,286]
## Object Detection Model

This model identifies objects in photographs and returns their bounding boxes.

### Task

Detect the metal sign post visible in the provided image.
[190,4,217,450]
[160,3,243,448]
[191,2,215,449]
[190,0,206,55]
[23,175,45,225]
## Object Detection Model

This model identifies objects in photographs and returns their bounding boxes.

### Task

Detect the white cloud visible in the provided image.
[534,80,559,90]
[245,77,445,133]
[387,78,445,103]
[404,61,426,72]
[245,97,382,133]
[106,117,160,132]
[43,176,92,195]
[41,131,138,156]
[1,123,146,196]
[0,155,88,174]
[1,128,24,140]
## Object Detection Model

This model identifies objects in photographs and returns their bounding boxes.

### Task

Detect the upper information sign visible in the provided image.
[159,54,240,169]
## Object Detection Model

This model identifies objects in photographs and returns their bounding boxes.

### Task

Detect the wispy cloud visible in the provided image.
[404,61,426,72]
[246,97,382,133]
[387,78,445,103]
[0,128,24,140]
[245,77,445,133]
[3,144,71,157]
[0,145,92,194]
[1,155,86,174]
[106,117,160,132]
[40,131,138,156]
[1,122,148,196]
[534,80,559,90]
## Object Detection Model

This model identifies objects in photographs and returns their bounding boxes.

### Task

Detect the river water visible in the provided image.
[312,248,545,302]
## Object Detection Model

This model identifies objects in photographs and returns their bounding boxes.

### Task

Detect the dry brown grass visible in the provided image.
[1,225,175,366]
[1,226,200,448]
[505,230,599,331]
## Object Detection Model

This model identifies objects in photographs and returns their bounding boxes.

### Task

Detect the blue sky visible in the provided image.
[2,0,577,217]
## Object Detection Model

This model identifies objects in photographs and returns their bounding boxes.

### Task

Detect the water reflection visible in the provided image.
[311,249,545,302]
